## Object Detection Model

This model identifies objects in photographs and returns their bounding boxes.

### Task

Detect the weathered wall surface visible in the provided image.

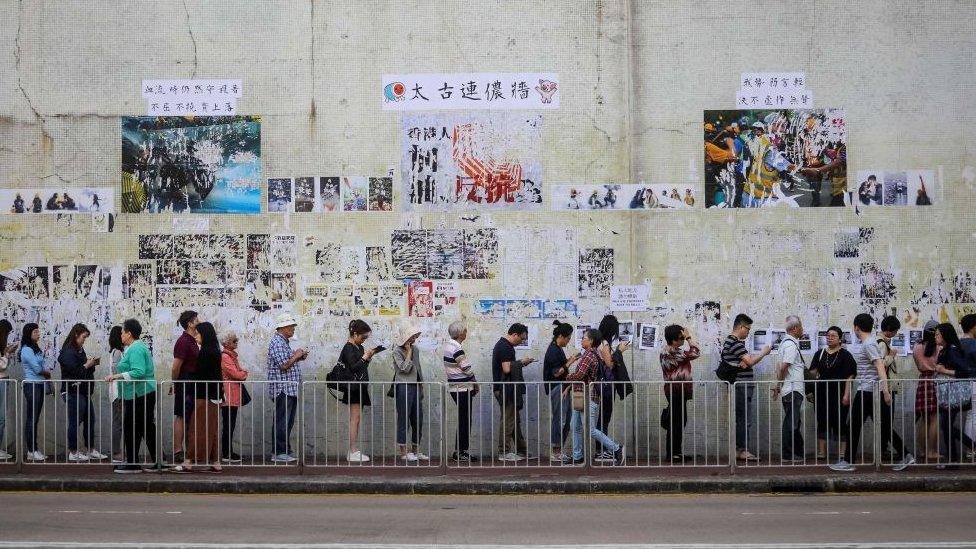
[1,1,974,455]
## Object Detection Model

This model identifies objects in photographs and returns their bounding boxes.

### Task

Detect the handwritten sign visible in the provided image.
[610,284,649,312]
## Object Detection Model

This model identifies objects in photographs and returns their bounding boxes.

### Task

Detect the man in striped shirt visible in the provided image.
[723,313,771,462]
[443,321,478,462]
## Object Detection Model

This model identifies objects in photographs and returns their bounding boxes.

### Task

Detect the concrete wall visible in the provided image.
[1,0,974,458]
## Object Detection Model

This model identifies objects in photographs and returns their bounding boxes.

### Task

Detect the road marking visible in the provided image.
[1,543,975,548]
[53,510,183,515]
[741,511,870,516]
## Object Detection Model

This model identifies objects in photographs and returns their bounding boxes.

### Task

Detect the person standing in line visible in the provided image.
[219,331,248,464]
[58,323,107,462]
[934,323,975,465]
[179,322,223,473]
[773,316,807,464]
[443,321,477,463]
[544,321,578,463]
[492,323,535,462]
[338,319,380,463]
[21,323,52,461]
[593,315,629,463]
[0,319,15,460]
[722,314,771,462]
[659,324,700,462]
[104,319,158,473]
[567,328,625,466]
[830,313,914,472]
[170,310,200,465]
[108,326,125,463]
[808,326,856,461]
[392,325,427,462]
[913,321,942,462]
[266,313,308,464]
[877,316,907,462]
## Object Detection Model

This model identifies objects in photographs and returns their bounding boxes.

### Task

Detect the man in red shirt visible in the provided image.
[171,310,200,467]
[659,325,700,462]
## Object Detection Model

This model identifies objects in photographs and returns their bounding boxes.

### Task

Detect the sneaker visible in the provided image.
[347,450,370,463]
[892,453,916,472]
[221,453,243,464]
[68,451,90,462]
[141,464,164,473]
[451,451,467,463]
[613,446,625,466]
[415,452,430,461]
[0,449,13,460]
[167,464,192,473]
[550,452,568,462]
[27,451,47,462]
[737,450,759,462]
[402,452,419,462]
[87,449,108,460]
[114,465,143,474]
[828,460,855,472]
[571,456,586,465]
[111,455,124,464]
[594,451,614,463]
[498,452,524,462]
[272,454,298,464]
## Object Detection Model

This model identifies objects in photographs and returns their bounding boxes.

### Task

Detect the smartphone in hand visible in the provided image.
[373,345,387,353]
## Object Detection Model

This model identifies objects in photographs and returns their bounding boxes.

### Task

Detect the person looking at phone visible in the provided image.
[492,323,536,462]
[21,322,52,461]
[340,319,381,463]
[392,325,426,462]
[0,319,16,461]
[59,323,107,462]
[266,313,308,464]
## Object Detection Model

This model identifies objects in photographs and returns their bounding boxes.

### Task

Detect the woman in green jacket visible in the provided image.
[104,319,157,473]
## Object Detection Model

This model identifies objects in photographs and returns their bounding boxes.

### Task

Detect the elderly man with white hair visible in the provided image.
[266,313,308,464]
[443,320,477,463]
[219,330,249,464]
[775,315,807,463]
[392,323,427,462]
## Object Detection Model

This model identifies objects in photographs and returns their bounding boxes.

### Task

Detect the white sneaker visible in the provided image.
[498,452,524,462]
[347,450,371,463]
[828,459,855,472]
[414,451,430,461]
[87,449,108,460]
[594,451,615,463]
[892,453,916,472]
[271,453,297,463]
[68,451,90,462]
[0,450,13,460]
[402,452,419,462]
[27,451,47,462]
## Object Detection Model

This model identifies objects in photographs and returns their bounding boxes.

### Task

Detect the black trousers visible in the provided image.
[450,390,472,454]
[846,391,905,463]
[664,386,689,457]
[123,392,157,465]
[220,406,240,457]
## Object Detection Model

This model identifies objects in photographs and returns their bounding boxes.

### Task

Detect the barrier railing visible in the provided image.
[21,379,116,465]
[0,378,15,462]
[594,380,731,467]
[303,381,444,467]
[883,377,975,468]
[159,380,298,468]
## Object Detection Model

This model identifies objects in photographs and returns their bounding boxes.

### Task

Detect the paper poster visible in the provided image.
[553,184,697,210]
[514,324,537,351]
[401,112,543,211]
[341,176,369,212]
[853,169,936,207]
[542,299,578,319]
[383,73,558,111]
[637,323,658,350]
[92,213,114,233]
[433,280,459,316]
[319,177,341,212]
[704,109,846,209]
[294,177,316,212]
[391,229,497,280]
[610,285,649,312]
[578,248,614,298]
[267,178,292,212]
[121,116,262,214]
[618,320,635,344]
[171,217,210,232]
[407,279,434,317]
[1,187,114,214]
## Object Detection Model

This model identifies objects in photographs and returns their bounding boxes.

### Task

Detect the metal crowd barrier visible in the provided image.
[883,377,975,468]
[0,378,16,462]
[159,380,298,468]
[303,381,444,468]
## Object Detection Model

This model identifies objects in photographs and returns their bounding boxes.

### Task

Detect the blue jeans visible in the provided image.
[571,399,619,460]
[272,393,297,456]
[64,392,95,451]
[549,386,571,450]
[0,382,7,451]
[23,383,45,453]
[395,383,423,446]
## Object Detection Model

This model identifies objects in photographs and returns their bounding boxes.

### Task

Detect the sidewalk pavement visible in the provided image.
[2,465,976,495]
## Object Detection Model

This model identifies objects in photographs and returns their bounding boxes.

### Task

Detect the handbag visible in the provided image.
[571,385,586,411]
[240,384,252,407]
[936,375,973,410]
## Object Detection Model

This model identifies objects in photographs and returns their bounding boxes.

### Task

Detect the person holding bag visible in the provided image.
[220,331,249,464]
[567,328,624,466]
[338,319,382,463]
[58,323,107,462]
[0,319,15,461]
[934,323,975,465]
[544,321,578,463]
[659,324,700,462]
[391,325,426,462]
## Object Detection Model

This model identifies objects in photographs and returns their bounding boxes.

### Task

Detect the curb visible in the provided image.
[2,474,976,495]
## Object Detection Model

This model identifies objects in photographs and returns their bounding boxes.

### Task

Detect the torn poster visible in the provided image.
[433,281,459,316]
[704,109,846,208]
[391,229,497,280]
[382,73,558,111]
[401,112,543,211]
[610,285,649,312]
[578,248,614,298]
[1,188,115,214]
[121,116,261,214]
[552,184,697,210]
[637,323,659,351]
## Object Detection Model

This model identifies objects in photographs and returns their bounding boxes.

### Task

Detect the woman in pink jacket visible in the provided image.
[220,331,249,464]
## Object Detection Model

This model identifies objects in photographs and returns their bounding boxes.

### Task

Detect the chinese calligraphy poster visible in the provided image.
[400,112,543,211]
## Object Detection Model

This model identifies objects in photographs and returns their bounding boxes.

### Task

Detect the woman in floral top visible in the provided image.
[567,328,624,466]
[659,325,700,462]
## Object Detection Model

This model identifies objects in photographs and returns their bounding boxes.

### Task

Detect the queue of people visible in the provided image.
[0,310,974,473]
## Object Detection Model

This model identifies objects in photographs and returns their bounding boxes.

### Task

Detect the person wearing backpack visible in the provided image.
[877,316,908,462]
[773,316,807,463]
[567,328,624,465]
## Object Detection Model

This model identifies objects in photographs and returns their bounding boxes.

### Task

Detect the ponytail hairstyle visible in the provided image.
[349,319,371,336]
[551,320,573,342]
[61,323,91,351]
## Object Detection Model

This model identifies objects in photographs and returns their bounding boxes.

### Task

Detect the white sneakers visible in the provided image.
[892,453,916,472]
[26,451,47,461]
[271,454,297,463]
[828,460,855,472]
[68,450,108,462]
[498,452,524,462]
[401,452,430,462]
[0,449,14,460]
[347,450,371,463]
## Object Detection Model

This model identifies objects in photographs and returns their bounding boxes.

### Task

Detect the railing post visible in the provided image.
[728,381,736,476]
[298,381,305,475]
[155,380,163,467]
[440,382,448,475]
[873,380,882,471]
[583,382,591,472]
[16,380,23,473]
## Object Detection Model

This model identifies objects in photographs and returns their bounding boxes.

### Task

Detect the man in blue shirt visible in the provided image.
[267,313,308,463]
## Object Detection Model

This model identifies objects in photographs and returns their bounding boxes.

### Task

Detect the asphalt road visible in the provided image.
[1,492,975,548]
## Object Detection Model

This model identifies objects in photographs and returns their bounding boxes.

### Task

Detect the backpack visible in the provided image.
[714,338,739,383]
